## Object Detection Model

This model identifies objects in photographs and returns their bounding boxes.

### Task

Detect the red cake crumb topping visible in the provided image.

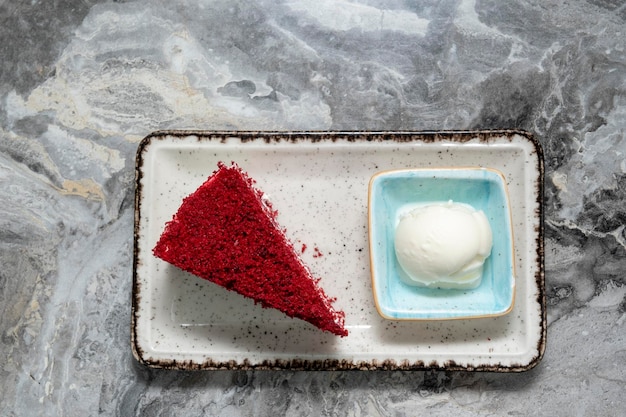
[153,162,347,337]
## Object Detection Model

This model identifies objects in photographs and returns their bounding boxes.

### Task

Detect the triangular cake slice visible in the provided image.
[153,162,348,337]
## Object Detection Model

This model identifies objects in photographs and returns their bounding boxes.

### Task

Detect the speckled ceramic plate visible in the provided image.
[132,130,545,371]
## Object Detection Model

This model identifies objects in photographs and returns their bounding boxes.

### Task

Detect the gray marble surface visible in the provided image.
[1,0,625,415]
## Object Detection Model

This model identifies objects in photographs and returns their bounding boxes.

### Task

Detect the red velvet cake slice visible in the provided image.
[153,162,348,337]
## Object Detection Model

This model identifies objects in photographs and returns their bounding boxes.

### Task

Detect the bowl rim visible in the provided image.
[367,166,516,321]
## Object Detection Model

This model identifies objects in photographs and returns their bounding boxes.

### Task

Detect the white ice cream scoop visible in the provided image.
[394,201,493,289]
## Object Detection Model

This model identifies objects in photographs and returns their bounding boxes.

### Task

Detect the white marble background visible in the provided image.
[1,0,625,415]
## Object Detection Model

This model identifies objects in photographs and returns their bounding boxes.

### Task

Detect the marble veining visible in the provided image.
[1,0,625,415]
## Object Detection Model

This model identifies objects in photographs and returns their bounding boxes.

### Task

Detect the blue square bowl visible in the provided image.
[368,167,515,320]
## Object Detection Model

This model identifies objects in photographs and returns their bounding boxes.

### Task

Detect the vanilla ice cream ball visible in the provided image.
[394,201,493,289]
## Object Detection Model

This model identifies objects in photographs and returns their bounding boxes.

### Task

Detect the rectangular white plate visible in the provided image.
[132,131,545,371]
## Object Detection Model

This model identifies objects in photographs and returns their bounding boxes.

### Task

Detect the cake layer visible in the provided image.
[153,162,347,337]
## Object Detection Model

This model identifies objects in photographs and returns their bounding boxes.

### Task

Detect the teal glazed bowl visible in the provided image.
[368,167,515,320]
